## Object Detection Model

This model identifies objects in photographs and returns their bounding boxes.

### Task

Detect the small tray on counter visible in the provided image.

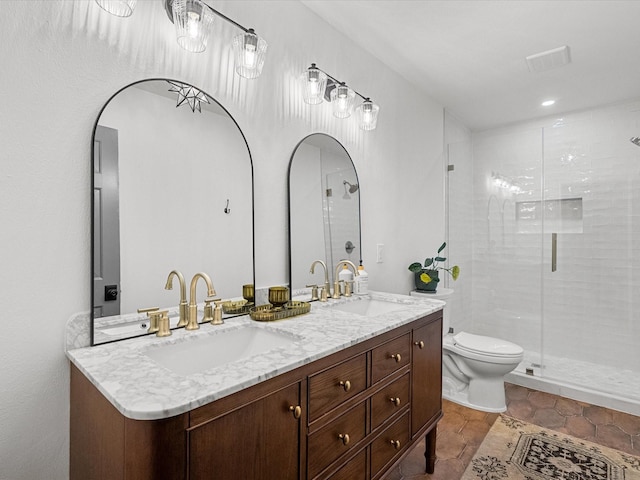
[249,301,311,322]
[222,299,254,315]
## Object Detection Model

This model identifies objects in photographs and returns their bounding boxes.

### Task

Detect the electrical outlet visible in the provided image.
[376,244,384,263]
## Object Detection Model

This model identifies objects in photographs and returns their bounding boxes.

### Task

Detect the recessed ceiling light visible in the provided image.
[542,100,556,107]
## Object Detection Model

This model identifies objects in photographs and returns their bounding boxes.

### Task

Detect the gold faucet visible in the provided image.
[333,260,359,299]
[164,270,188,328]
[186,272,216,330]
[310,260,331,298]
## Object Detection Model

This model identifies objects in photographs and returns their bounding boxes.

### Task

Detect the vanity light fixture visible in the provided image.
[356,98,380,131]
[300,63,380,130]
[167,80,210,112]
[330,83,356,119]
[170,0,214,53]
[94,0,268,79]
[165,0,268,78]
[300,64,327,105]
[541,99,556,107]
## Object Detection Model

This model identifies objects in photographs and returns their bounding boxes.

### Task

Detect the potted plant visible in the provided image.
[408,241,460,292]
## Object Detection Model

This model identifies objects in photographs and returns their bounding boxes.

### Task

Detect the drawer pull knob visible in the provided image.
[390,439,401,450]
[338,433,350,445]
[414,340,425,349]
[390,353,402,363]
[339,380,351,392]
[389,397,401,407]
[288,405,302,419]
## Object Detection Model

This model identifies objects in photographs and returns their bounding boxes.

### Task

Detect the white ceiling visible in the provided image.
[301,0,640,131]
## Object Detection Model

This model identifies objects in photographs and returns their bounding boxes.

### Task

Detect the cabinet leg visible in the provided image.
[424,426,437,474]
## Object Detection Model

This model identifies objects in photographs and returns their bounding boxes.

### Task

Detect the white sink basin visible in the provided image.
[330,298,406,317]
[144,326,298,376]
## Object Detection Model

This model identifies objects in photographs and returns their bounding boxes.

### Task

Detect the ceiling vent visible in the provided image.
[526,46,571,73]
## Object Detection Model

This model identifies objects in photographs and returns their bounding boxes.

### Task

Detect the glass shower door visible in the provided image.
[470,126,544,368]
[541,112,640,405]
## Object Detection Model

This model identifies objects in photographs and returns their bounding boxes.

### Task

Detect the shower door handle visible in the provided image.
[551,233,557,272]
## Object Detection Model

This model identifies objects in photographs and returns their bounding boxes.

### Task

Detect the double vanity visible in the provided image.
[80,78,445,479]
[69,292,444,479]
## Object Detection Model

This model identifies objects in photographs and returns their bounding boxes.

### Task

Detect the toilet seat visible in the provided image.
[452,332,523,359]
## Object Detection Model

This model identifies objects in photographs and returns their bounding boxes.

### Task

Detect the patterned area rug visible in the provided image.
[461,415,640,480]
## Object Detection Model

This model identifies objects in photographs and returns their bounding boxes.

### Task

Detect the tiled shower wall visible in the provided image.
[471,100,640,380]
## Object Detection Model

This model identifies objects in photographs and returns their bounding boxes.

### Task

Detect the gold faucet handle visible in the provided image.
[319,286,328,302]
[306,284,319,301]
[344,281,353,297]
[156,310,172,337]
[214,300,224,325]
[204,297,223,324]
[137,307,161,333]
[203,297,217,322]
[137,307,159,314]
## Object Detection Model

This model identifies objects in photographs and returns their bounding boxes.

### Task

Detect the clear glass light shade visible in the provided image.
[356,100,380,131]
[300,65,327,105]
[172,0,214,53]
[233,30,268,79]
[330,84,356,119]
[94,0,137,17]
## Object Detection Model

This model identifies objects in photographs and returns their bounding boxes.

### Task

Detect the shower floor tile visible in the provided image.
[513,350,640,409]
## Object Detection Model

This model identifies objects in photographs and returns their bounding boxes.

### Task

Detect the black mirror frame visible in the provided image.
[90,78,255,346]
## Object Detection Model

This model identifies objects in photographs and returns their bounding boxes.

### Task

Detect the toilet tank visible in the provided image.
[410,288,454,334]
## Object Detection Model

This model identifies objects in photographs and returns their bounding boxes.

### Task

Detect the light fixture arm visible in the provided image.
[312,64,371,102]
[301,64,380,129]
[164,0,256,34]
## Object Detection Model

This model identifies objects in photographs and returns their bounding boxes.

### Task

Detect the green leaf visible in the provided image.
[452,265,460,280]
[437,242,447,254]
[423,258,434,268]
[419,272,432,283]
[435,256,446,262]
[408,262,423,273]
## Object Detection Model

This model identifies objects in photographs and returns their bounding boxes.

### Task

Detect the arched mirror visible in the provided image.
[288,133,361,290]
[92,79,254,345]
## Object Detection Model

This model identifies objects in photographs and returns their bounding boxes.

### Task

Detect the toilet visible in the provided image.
[410,288,523,413]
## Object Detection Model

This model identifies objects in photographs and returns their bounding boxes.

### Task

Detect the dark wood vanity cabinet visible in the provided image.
[70,311,442,480]
[188,381,302,480]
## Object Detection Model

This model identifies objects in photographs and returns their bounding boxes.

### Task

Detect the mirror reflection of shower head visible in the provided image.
[631,136,640,147]
[343,180,359,193]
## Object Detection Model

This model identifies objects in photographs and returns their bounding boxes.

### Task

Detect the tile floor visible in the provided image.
[385,383,640,480]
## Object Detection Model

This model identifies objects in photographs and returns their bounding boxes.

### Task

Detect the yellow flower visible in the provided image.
[452,265,460,280]
[420,272,432,283]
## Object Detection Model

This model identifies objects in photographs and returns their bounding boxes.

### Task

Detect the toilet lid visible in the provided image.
[453,332,523,357]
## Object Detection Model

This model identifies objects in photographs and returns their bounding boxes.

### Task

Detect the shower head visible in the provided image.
[631,136,640,147]
[343,180,359,193]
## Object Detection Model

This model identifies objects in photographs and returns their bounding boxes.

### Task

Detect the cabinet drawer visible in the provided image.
[326,449,367,480]
[309,354,367,421]
[371,333,411,383]
[308,402,366,479]
[371,412,410,477]
[371,372,410,430]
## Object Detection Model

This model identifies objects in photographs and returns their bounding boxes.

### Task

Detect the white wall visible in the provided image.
[0,1,446,478]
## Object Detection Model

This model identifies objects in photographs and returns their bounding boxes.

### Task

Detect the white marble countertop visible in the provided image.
[67,291,444,420]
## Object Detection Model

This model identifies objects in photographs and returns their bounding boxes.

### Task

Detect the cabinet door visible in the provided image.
[411,318,442,436]
[189,382,301,480]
